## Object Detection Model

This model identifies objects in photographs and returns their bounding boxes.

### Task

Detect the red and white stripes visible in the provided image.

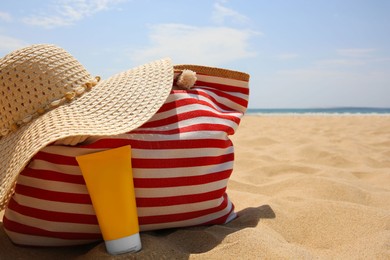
[3,68,249,246]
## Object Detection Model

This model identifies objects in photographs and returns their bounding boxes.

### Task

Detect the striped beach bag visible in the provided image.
[3,65,250,246]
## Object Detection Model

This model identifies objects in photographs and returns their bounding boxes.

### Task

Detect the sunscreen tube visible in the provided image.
[76,145,141,255]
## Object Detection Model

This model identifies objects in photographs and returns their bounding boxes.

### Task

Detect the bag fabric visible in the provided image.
[2,66,249,246]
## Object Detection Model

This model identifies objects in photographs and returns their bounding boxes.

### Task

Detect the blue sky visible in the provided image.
[1,0,389,108]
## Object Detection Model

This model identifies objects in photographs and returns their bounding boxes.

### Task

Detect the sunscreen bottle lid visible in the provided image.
[105,233,142,255]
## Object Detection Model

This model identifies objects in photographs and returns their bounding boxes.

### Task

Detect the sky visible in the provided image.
[1,0,389,109]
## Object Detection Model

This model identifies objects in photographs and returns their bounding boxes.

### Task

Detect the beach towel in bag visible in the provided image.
[3,65,250,246]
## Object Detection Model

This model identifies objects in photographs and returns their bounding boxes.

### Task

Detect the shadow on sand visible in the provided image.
[0,205,275,259]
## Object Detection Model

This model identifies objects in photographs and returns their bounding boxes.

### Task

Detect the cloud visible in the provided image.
[313,48,384,68]
[0,12,12,22]
[22,0,127,29]
[0,35,27,53]
[316,59,366,67]
[212,2,250,25]
[0,12,26,54]
[131,23,259,66]
[130,0,259,65]
[337,48,376,58]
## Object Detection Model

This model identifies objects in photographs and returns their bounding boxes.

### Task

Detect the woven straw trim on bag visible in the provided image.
[174,64,250,82]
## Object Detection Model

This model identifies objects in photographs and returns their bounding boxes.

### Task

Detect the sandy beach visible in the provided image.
[1,115,389,259]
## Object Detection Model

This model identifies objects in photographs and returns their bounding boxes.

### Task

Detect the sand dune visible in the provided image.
[1,115,389,259]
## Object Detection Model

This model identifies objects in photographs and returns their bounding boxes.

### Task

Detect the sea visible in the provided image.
[246,107,390,115]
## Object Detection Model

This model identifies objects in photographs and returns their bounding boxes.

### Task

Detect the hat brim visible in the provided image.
[0,58,173,209]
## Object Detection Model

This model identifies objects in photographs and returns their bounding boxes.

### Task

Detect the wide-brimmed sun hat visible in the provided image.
[0,44,173,210]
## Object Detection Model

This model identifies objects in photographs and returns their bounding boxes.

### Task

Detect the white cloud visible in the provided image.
[0,35,27,53]
[275,68,347,84]
[131,23,259,66]
[22,0,127,29]
[212,2,250,25]
[130,1,260,66]
[0,12,12,22]
[337,48,376,58]
[314,48,381,67]
[316,59,365,67]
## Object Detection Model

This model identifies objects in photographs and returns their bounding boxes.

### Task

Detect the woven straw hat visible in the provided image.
[0,44,173,210]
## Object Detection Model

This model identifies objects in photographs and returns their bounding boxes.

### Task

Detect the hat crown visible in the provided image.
[0,44,93,135]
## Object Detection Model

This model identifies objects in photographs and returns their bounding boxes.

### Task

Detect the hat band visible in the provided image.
[0,76,101,138]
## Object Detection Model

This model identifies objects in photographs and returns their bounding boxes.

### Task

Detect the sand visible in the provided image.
[1,115,389,259]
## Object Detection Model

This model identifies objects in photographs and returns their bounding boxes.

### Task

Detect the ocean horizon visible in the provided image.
[247,107,390,115]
